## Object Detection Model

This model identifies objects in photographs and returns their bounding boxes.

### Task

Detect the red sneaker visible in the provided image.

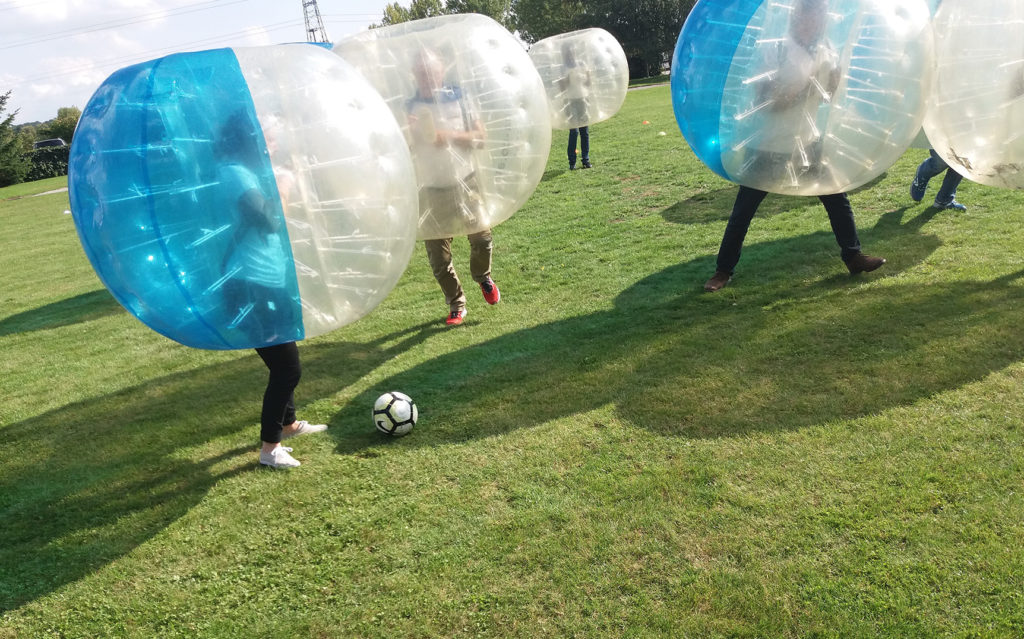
[445,309,467,326]
[480,278,500,305]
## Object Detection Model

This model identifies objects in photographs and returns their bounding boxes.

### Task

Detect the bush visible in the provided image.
[25,145,70,181]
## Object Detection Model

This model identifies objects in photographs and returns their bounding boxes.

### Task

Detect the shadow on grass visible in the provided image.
[2,210,1012,612]
[662,176,893,226]
[661,188,818,226]
[0,289,122,337]
[327,208,1024,451]
[0,322,436,613]
[541,167,569,181]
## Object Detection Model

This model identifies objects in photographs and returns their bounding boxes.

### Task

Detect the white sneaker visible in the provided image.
[282,420,328,440]
[259,446,300,469]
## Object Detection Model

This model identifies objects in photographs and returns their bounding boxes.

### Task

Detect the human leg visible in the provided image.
[579,126,591,168]
[255,341,302,446]
[467,229,493,282]
[819,193,886,273]
[910,149,949,201]
[716,186,768,274]
[568,129,579,169]
[705,186,767,291]
[934,168,966,210]
[425,237,467,313]
[819,193,862,262]
[467,229,499,304]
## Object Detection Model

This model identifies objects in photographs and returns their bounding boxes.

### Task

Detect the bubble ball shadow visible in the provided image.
[662,173,891,226]
[330,209,1024,453]
[542,167,570,182]
[0,321,436,612]
[661,187,833,226]
[0,289,122,337]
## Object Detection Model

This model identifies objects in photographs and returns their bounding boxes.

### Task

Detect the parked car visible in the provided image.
[33,138,67,149]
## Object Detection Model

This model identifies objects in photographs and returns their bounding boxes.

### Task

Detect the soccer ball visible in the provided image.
[373,391,418,436]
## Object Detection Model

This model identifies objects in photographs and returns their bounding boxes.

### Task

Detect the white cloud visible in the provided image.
[2,0,394,122]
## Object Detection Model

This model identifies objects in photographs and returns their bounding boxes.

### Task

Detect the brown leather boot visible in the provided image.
[704,270,732,292]
[845,253,886,275]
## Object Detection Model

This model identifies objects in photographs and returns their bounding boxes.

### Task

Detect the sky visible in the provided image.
[0,0,396,124]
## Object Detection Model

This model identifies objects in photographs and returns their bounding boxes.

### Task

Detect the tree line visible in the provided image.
[377,0,696,79]
[0,91,79,187]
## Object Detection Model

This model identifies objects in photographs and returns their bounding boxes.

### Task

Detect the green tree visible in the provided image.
[376,0,513,29]
[511,0,585,43]
[38,106,81,145]
[15,124,37,153]
[583,0,694,78]
[446,0,515,29]
[514,0,693,78]
[377,0,446,26]
[0,91,30,187]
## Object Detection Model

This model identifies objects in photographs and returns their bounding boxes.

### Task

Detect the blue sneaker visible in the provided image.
[910,170,929,202]
[934,199,967,212]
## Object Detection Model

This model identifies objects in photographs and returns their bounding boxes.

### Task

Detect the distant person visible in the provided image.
[910,149,966,211]
[407,48,500,326]
[704,0,885,292]
[216,112,326,469]
[562,43,593,170]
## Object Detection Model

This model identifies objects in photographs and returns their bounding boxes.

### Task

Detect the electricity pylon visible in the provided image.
[302,0,330,43]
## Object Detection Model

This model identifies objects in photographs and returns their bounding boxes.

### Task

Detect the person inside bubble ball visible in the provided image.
[910,149,966,211]
[407,47,500,326]
[704,0,886,292]
[216,111,327,468]
[562,43,593,170]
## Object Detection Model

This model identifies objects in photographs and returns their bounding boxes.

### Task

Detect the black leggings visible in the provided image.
[255,341,301,444]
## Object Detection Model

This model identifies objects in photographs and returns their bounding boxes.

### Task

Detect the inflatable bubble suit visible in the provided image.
[69,44,419,350]
[528,28,629,130]
[924,0,1024,189]
[332,14,551,240]
[671,0,933,195]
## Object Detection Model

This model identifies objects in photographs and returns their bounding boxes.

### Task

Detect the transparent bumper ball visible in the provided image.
[924,0,1024,189]
[671,0,933,195]
[528,28,629,130]
[332,14,552,240]
[68,45,418,350]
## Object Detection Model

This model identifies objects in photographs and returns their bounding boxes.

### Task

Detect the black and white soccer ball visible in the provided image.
[373,391,418,436]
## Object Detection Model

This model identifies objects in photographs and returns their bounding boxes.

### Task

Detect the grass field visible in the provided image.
[2,86,1023,638]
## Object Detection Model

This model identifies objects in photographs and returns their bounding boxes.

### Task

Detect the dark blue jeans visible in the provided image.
[916,149,963,205]
[716,186,862,274]
[568,127,589,167]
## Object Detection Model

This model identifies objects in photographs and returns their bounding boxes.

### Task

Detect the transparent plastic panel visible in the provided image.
[528,28,629,130]
[69,45,418,349]
[333,14,551,240]
[235,45,418,339]
[672,0,932,196]
[924,0,1024,189]
[69,48,299,350]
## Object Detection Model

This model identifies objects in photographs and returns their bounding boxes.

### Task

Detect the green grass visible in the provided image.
[2,86,1024,638]
[0,176,69,200]
[628,74,670,88]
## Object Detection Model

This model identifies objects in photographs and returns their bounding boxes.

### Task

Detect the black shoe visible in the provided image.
[845,253,886,275]
[581,160,592,169]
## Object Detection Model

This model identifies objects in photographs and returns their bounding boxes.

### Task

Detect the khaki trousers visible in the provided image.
[425,230,493,313]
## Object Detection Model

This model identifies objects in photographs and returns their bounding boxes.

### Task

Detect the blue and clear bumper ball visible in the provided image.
[924,0,1024,189]
[528,28,629,130]
[333,14,552,240]
[69,45,418,350]
[671,0,933,195]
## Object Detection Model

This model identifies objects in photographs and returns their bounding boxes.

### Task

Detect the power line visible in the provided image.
[6,20,306,89]
[0,0,254,51]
